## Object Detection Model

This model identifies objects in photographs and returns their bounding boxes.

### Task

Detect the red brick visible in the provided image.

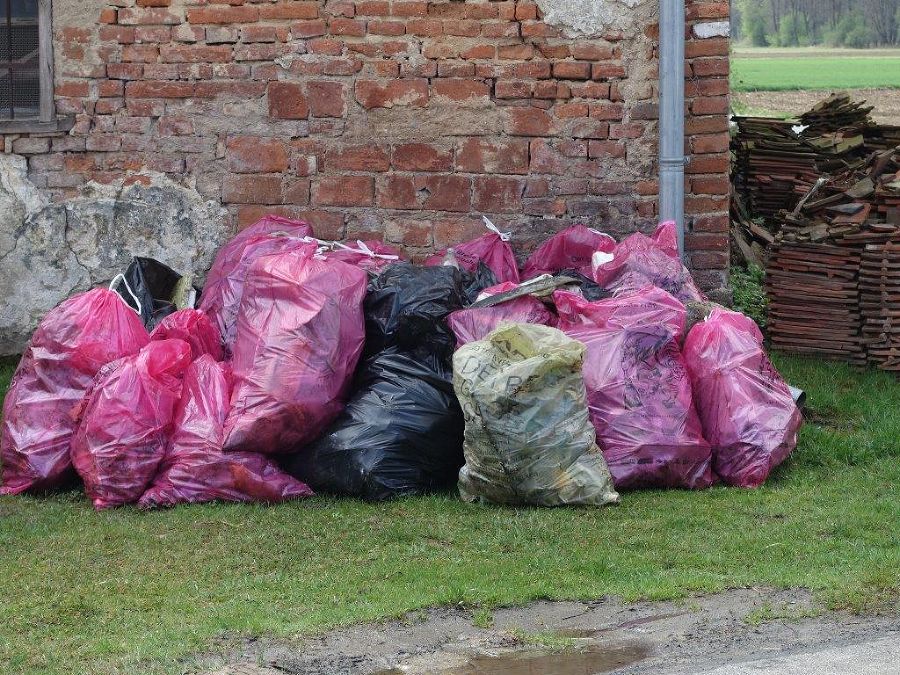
[268,82,309,119]
[529,139,567,174]
[313,176,375,206]
[497,44,534,60]
[460,44,494,59]
[329,18,366,36]
[307,80,346,117]
[258,2,318,19]
[193,81,267,98]
[592,63,626,79]
[368,20,406,35]
[480,21,519,38]
[225,136,288,173]
[514,2,537,20]
[99,7,117,23]
[691,96,728,115]
[186,6,258,24]
[356,0,389,15]
[685,195,729,214]
[99,26,134,43]
[588,140,625,159]
[570,121,609,139]
[406,18,443,36]
[685,116,729,134]
[432,78,489,101]
[392,143,453,172]
[691,175,730,194]
[691,57,729,77]
[686,154,729,174]
[685,38,728,58]
[98,80,124,97]
[117,8,183,24]
[377,175,418,209]
[473,176,524,213]
[692,132,730,154]
[134,25,171,42]
[392,1,427,17]
[455,137,529,175]
[507,107,552,136]
[327,144,390,171]
[223,174,283,204]
[136,0,170,7]
[684,232,728,251]
[572,43,616,60]
[556,102,589,118]
[495,80,532,99]
[160,45,232,63]
[158,115,193,135]
[55,80,89,97]
[384,218,433,246]
[355,79,428,108]
[291,20,328,38]
[126,80,194,98]
[609,123,644,139]
[444,19,480,37]
[122,44,159,62]
[687,1,730,19]
[524,198,567,216]
[553,61,591,80]
[416,174,471,212]
[692,213,729,232]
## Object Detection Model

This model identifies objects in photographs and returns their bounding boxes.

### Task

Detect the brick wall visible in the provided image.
[4,0,730,292]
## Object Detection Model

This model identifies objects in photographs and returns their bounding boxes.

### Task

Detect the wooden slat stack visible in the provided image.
[860,241,900,371]
[766,243,866,364]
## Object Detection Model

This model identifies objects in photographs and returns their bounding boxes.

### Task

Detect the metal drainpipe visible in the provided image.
[658,0,687,258]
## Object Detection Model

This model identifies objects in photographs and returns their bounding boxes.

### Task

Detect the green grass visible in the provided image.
[731,55,900,91]
[0,355,898,674]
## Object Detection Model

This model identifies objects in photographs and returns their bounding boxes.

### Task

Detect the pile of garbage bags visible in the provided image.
[0,216,803,509]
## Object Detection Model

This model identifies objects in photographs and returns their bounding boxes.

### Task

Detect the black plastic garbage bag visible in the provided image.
[281,351,464,501]
[462,262,498,304]
[553,269,612,302]
[282,262,473,500]
[363,262,470,365]
[113,257,197,331]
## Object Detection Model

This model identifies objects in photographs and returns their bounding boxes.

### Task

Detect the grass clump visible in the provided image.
[730,264,768,330]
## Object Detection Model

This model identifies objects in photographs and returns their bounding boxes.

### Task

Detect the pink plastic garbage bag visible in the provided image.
[139,356,313,508]
[70,339,192,509]
[425,218,519,284]
[554,287,714,490]
[521,225,616,280]
[223,244,368,454]
[592,221,705,303]
[684,309,803,488]
[326,240,405,273]
[149,308,223,361]
[199,215,313,352]
[1,288,149,495]
[448,283,555,347]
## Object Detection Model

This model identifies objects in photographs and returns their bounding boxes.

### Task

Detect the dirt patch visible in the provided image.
[733,88,900,125]
[194,588,899,674]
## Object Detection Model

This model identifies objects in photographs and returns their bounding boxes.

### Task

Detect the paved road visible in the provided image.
[698,636,900,675]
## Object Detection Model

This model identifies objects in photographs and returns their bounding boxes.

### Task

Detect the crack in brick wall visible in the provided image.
[1,0,731,292]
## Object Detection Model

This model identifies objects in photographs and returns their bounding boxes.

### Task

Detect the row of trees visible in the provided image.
[732,0,900,47]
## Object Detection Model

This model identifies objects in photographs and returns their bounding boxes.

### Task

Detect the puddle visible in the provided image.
[376,643,650,675]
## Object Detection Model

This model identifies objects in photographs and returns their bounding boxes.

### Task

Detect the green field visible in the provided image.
[731,49,900,91]
[1,353,898,674]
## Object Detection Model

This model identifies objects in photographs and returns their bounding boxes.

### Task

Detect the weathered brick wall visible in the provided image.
[3,0,730,292]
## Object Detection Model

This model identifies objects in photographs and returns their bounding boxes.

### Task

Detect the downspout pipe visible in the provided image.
[658,0,687,258]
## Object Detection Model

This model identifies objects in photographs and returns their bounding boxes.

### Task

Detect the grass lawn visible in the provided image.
[1,353,898,674]
[731,48,900,91]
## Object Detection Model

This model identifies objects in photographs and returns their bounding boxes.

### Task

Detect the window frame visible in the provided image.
[0,0,73,133]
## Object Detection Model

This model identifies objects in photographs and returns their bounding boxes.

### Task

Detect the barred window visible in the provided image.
[0,0,40,119]
[0,0,70,131]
